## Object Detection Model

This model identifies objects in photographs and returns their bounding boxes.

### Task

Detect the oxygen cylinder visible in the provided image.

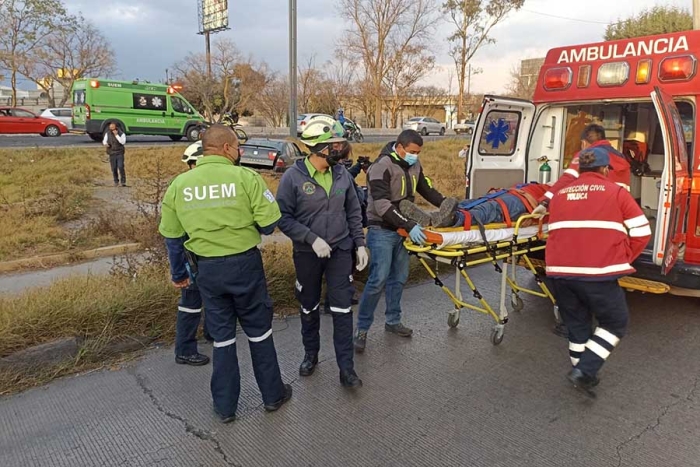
[538,157,552,184]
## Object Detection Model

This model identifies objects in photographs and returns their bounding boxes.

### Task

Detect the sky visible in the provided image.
[12,0,694,94]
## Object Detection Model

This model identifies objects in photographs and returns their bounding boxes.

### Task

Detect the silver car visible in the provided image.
[403,116,445,136]
[40,108,73,130]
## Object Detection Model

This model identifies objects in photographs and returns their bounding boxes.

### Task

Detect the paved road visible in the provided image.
[1,266,698,467]
[0,133,465,149]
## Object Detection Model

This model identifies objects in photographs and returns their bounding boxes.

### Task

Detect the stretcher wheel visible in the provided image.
[491,327,505,346]
[447,310,460,328]
[511,295,524,312]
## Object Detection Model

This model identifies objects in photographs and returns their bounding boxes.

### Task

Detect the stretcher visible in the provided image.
[399,214,554,346]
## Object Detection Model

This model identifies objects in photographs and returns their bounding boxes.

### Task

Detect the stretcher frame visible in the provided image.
[402,214,555,345]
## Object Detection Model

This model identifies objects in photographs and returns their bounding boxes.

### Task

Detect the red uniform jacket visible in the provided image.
[542,140,631,202]
[545,172,651,279]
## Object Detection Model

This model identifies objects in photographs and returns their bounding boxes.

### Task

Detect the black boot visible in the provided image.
[340,369,363,388]
[567,368,599,399]
[398,200,432,226]
[299,353,319,376]
[431,197,459,227]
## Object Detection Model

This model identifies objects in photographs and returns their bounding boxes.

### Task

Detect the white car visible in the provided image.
[403,116,445,136]
[454,120,475,135]
[40,108,73,130]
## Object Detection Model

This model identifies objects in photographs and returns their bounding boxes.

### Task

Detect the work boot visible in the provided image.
[264,384,293,412]
[566,368,598,399]
[354,330,367,353]
[175,353,210,366]
[340,369,363,388]
[385,323,413,337]
[431,197,460,228]
[399,200,432,227]
[299,352,319,376]
[213,409,236,424]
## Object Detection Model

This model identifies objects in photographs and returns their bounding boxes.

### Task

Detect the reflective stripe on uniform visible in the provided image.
[594,327,620,347]
[544,191,554,200]
[330,306,352,314]
[570,357,580,366]
[624,215,649,229]
[569,342,586,353]
[586,340,611,360]
[549,220,627,234]
[564,168,579,177]
[213,337,236,348]
[248,329,273,343]
[301,303,320,315]
[401,176,406,197]
[546,263,632,275]
[178,306,202,313]
[616,182,631,191]
[629,225,652,237]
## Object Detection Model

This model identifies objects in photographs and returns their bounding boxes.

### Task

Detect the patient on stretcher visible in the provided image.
[400,182,549,229]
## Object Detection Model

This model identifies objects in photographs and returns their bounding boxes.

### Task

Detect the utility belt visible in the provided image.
[185,247,258,277]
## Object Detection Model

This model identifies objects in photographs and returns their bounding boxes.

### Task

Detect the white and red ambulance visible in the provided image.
[467,30,700,293]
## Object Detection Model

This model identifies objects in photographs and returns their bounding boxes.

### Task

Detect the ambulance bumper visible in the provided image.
[632,252,700,290]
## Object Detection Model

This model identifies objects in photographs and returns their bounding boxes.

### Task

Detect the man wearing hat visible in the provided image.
[545,146,651,398]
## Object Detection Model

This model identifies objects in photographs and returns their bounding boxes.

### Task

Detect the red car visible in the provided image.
[0,107,69,137]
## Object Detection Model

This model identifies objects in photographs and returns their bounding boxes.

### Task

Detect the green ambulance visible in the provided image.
[71,79,204,142]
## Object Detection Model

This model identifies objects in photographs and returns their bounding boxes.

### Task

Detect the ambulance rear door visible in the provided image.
[467,96,535,198]
[651,87,691,275]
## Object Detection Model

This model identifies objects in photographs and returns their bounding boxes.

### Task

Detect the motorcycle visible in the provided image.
[342,119,365,143]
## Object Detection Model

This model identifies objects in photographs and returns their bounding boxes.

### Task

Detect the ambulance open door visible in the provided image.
[467,96,535,198]
[651,87,691,275]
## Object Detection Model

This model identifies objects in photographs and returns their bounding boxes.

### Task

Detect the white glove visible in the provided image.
[532,204,547,219]
[311,237,332,258]
[356,246,369,271]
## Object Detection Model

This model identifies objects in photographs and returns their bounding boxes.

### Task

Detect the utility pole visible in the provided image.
[694,0,700,30]
[205,31,212,77]
[288,0,297,136]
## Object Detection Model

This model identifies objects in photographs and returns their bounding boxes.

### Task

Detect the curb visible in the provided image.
[0,243,142,275]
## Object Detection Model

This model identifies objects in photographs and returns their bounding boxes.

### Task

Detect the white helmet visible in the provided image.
[299,116,346,151]
[182,141,203,165]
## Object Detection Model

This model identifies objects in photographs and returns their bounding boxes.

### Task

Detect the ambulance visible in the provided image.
[467,30,700,294]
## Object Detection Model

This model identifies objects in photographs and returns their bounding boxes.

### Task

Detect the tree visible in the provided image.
[257,76,289,127]
[411,85,449,119]
[505,62,537,100]
[442,0,524,121]
[383,46,435,127]
[339,0,437,128]
[18,17,116,107]
[605,6,692,41]
[0,0,71,106]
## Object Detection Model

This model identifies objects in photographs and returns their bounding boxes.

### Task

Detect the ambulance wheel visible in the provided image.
[186,125,201,142]
[511,295,524,312]
[169,135,183,141]
[491,327,505,345]
[447,310,460,328]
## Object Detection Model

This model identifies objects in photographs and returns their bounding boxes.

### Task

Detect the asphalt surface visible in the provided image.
[1,266,699,467]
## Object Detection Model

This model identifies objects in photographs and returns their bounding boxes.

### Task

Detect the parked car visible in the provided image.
[403,116,446,136]
[239,138,305,172]
[40,107,73,129]
[297,113,334,136]
[0,107,68,137]
[454,120,475,135]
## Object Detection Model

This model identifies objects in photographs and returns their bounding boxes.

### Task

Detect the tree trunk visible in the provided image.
[11,70,17,107]
[457,37,468,122]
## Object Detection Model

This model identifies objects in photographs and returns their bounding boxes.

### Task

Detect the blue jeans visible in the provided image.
[356,227,410,331]
[453,194,528,226]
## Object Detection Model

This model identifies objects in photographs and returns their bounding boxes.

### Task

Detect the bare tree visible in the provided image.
[0,0,71,106]
[18,17,116,107]
[327,53,356,109]
[383,46,435,127]
[339,0,437,128]
[257,76,289,127]
[442,0,524,120]
[411,85,449,119]
[504,62,538,100]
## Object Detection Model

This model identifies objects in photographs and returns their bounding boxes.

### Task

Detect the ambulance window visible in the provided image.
[477,110,521,156]
[73,90,85,105]
[132,93,168,111]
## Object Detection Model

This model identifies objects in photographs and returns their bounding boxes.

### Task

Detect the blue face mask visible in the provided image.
[404,153,419,166]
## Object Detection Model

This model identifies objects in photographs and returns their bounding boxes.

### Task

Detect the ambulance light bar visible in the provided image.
[543,67,572,91]
[659,55,697,82]
[90,80,100,88]
[577,65,591,88]
[635,59,652,85]
[597,62,629,87]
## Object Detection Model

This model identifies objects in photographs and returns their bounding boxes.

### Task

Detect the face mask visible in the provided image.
[327,149,343,167]
[404,153,419,166]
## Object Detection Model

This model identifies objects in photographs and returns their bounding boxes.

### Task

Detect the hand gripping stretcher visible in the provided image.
[399,214,554,346]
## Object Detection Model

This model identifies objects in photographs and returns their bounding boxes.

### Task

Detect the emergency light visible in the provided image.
[90,80,100,88]
[577,65,591,88]
[543,67,572,91]
[659,55,697,82]
[635,59,652,84]
[597,62,629,87]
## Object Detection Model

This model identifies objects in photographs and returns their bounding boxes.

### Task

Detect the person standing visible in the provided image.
[103,123,127,187]
[545,147,651,398]
[277,118,368,388]
[354,129,452,352]
[159,124,291,423]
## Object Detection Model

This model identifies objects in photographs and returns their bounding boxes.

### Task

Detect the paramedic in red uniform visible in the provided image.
[545,147,651,398]
[534,123,631,216]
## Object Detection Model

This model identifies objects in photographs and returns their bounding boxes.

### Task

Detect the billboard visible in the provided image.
[198,0,229,34]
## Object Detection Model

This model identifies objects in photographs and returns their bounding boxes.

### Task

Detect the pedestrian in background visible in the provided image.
[103,123,127,187]
[159,124,291,423]
[277,117,368,388]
